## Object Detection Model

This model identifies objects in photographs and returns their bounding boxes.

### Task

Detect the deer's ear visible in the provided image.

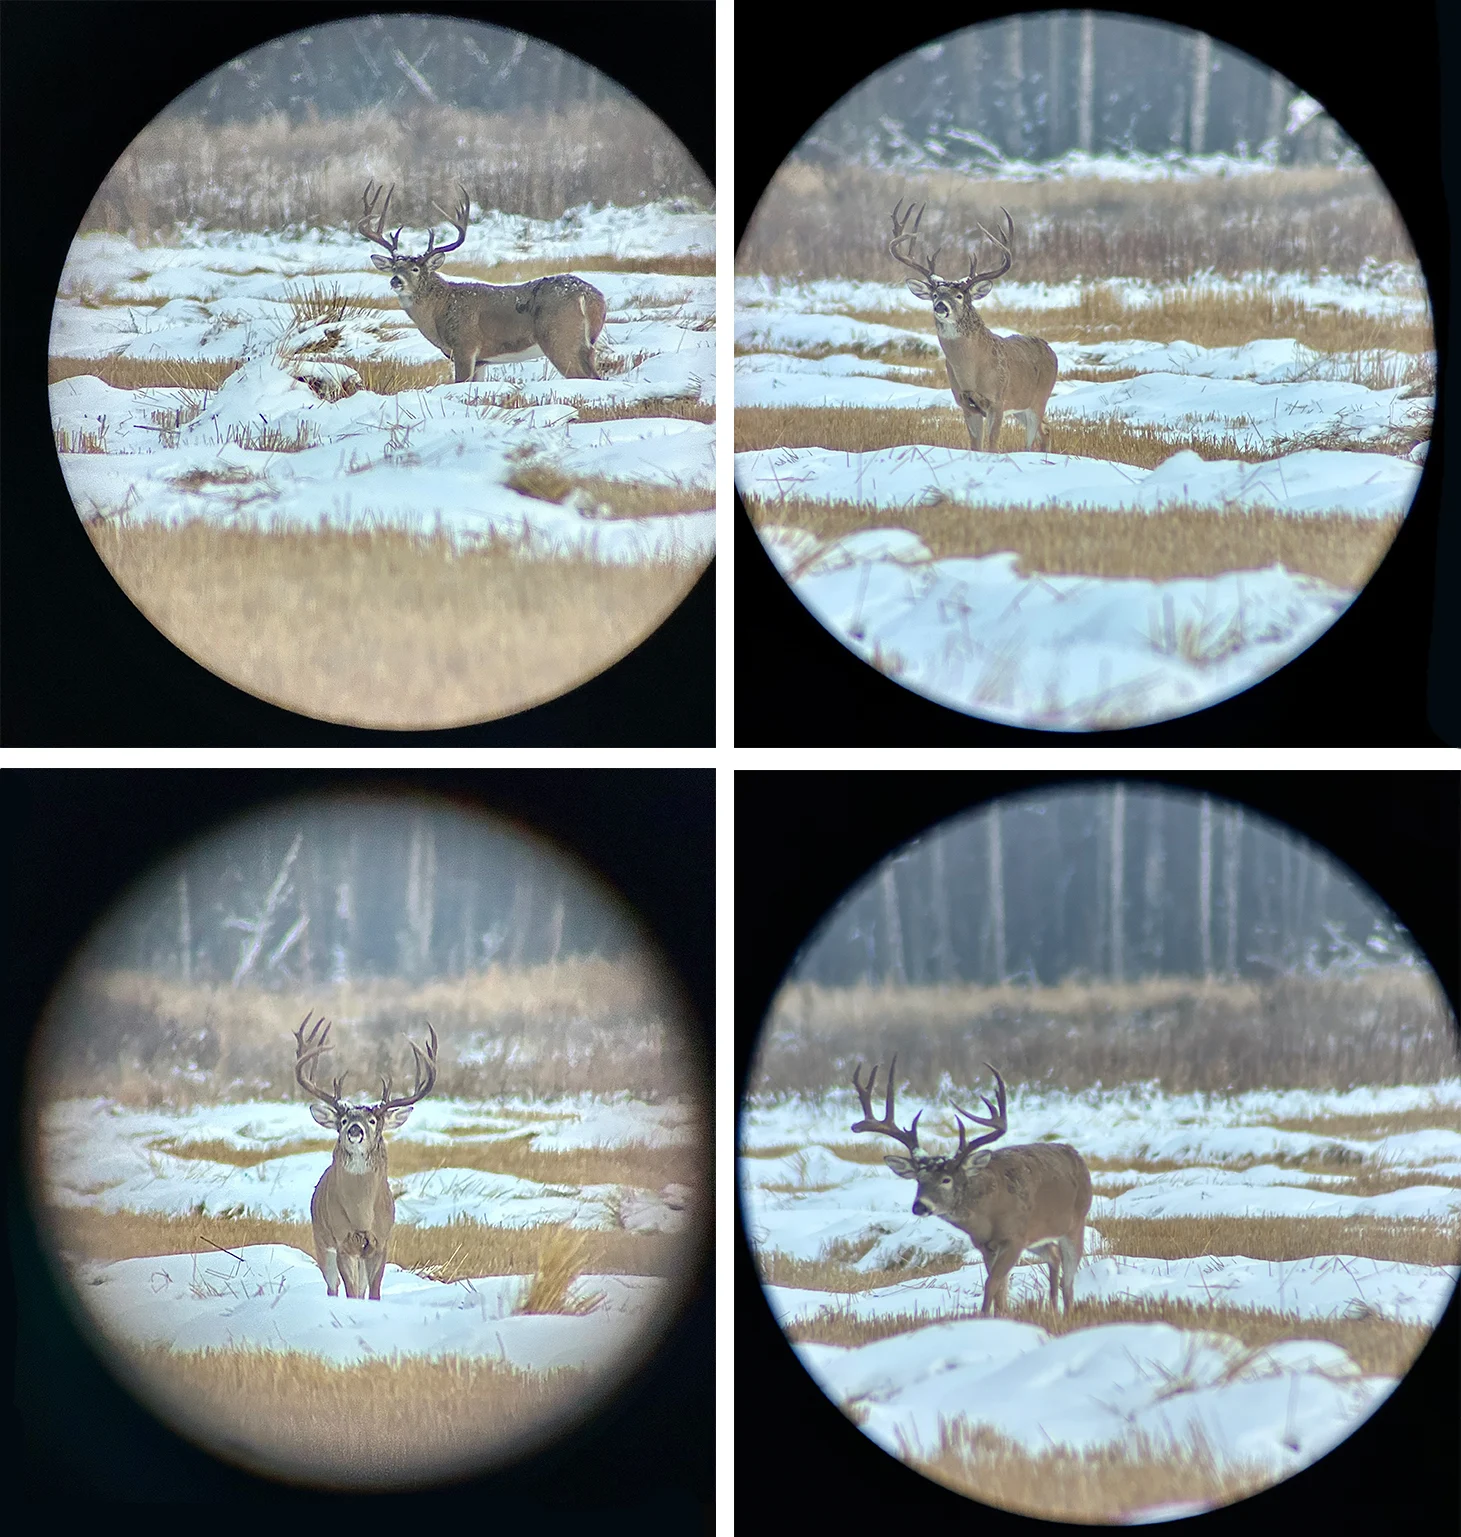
[382,1105,415,1130]
[309,1101,339,1129]
[906,278,935,300]
[884,1154,920,1178]
[423,251,447,273]
[370,253,393,271]
[969,279,995,301]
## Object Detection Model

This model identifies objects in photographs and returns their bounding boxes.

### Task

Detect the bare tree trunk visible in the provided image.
[929,834,954,982]
[331,836,356,986]
[507,875,535,966]
[1222,805,1243,975]
[880,862,907,985]
[1110,783,1126,983]
[1198,798,1213,978]
[177,871,192,984]
[1189,33,1212,154]
[1077,11,1095,154]
[228,831,303,988]
[1046,12,1062,157]
[1266,69,1286,149]
[401,818,437,980]
[546,889,565,964]
[1141,795,1165,972]
[1004,16,1025,158]
[988,805,1006,984]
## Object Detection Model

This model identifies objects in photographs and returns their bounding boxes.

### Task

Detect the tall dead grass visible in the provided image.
[83,103,711,236]
[80,519,703,731]
[39,959,700,1105]
[742,490,1400,590]
[753,971,1458,1095]
[739,162,1424,283]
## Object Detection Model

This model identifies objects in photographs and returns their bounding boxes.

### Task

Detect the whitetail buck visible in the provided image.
[293,1013,438,1300]
[890,202,1058,452]
[358,182,607,382]
[851,1058,1091,1313]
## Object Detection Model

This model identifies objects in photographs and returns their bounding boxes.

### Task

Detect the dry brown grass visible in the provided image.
[912,1416,1271,1523]
[49,355,240,391]
[518,1226,603,1314]
[506,461,711,519]
[452,254,713,282]
[124,1343,589,1488]
[149,1131,696,1193]
[1100,1213,1461,1269]
[80,518,702,729]
[743,491,1399,590]
[786,1293,1432,1379]
[735,399,1426,464]
[474,386,716,424]
[41,1207,689,1282]
[739,161,1423,284]
[843,285,1434,360]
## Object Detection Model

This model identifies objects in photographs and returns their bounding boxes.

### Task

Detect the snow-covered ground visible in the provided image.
[37,1091,699,1371]
[735,270,1431,728]
[739,1078,1460,1509]
[50,202,715,564]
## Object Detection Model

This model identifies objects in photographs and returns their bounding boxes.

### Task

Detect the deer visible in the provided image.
[851,1057,1091,1314]
[358,181,607,382]
[889,202,1058,453]
[293,1012,438,1300]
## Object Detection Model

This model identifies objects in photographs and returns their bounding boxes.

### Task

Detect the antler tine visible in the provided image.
[851,1054,921,1154]
[357,181,400,254]
[294,1013,348,1109]
[950,1062,1009,1154]
[889,199,937,279]
[378,1021,439,1112]
[966,206,1014,286]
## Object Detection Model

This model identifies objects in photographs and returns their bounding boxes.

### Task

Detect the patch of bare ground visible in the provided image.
[81,519,701,730]
[911,1417,1272,1524]
[42,1207,687,1280]
[742,493,1397,590]
[127,1343,587,1487]
[1097,1213,1461,1268]
[476,386,715,424]
[1266,1107,1461,1138]
[785,1294,1432,1378]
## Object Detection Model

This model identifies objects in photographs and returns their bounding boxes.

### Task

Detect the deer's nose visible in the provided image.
[912,1199,930,1216]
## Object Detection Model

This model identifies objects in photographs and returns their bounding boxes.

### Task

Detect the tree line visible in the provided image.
[86,799,641,988]
[795,786,1420,989]
[804,14,1347,170]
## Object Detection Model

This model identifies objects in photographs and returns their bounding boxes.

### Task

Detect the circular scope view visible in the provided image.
[25,791,706,1489]
[735,13,1433,729]
[740,783,1458,1522]
[50,14,714,728]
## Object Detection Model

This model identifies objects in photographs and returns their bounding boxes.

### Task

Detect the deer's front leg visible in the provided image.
[945,360,990,450]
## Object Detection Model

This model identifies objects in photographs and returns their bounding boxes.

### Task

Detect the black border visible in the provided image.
[1,3,715,745]
[734,1,1457,744]
[735,769,1460,1526]
[6,769,713,1508]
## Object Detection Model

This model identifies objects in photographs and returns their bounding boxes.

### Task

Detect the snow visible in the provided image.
[739,1078,1459,1499]
[36,1092,698,1379]
[50,203,714,563]
[41,1094,697,1234]
[735,267,1430,726]
[76,1244,667,1373]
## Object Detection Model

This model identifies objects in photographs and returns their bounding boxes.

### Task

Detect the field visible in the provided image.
[739,972,1460,1522]
[26,962,706,1488]
[735,160,1433,729]
[50,103,714,729]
